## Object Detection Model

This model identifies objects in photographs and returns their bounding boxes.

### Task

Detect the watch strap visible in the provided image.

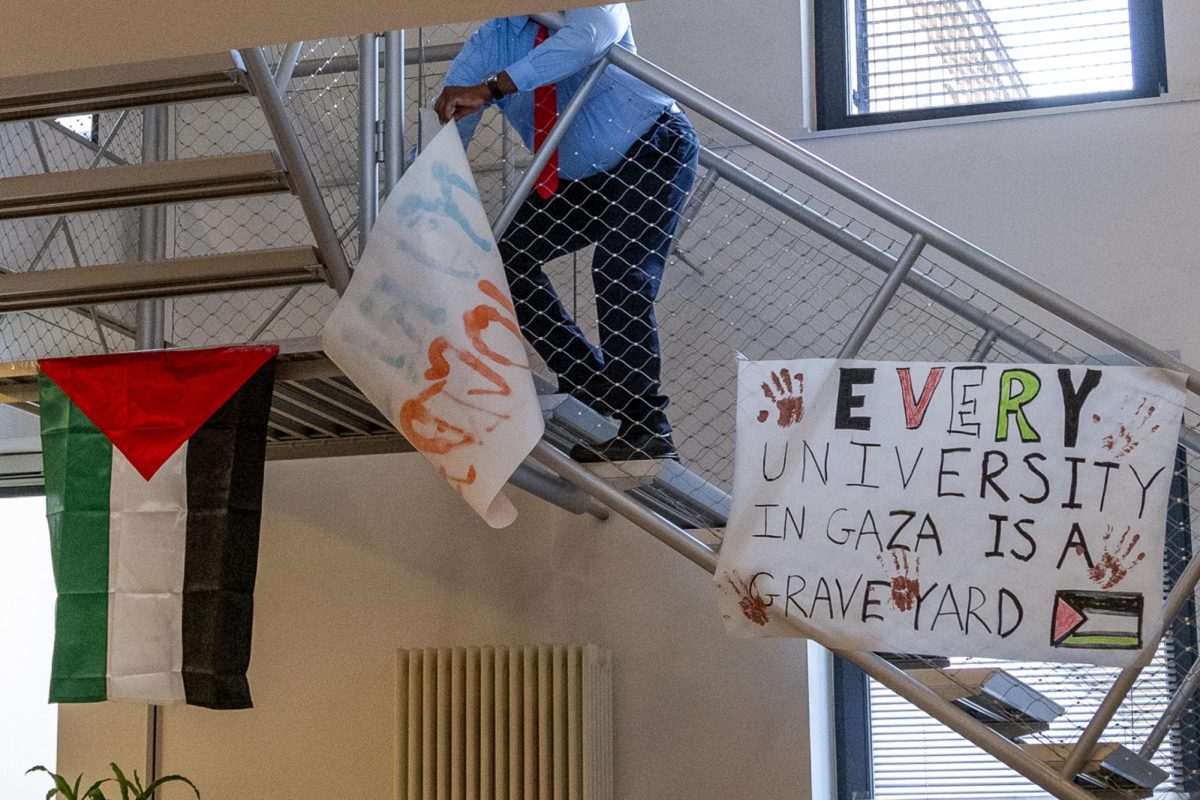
[485,74,505,101]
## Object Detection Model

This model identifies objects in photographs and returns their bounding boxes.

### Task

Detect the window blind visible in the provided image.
[868,646,1184,799]
[848,0,1137,115]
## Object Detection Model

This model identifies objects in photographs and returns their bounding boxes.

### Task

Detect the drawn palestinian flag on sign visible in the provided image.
[38,345,278,710]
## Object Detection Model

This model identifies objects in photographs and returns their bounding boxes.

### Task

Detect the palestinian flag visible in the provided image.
[38,345,278,710]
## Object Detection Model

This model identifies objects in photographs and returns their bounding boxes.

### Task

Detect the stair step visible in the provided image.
[0,53,247,122]
[1024,743,1168,797]
[538,392,618,446]
[0,151,289,219]
[0,246,324,311]
[876,654,952,670]
[909,668,1064,737]
[629,459,730,529]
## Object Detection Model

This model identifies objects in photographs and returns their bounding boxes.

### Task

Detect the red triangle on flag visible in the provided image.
[40,345,278,480]
[1052,595,1087,645]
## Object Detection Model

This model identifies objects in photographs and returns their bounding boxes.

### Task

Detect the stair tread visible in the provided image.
[0,52,246,121]
[0,152,289,219]
[0,246,324,311]
[1024,742,1168,790]
[908,667,1065,724]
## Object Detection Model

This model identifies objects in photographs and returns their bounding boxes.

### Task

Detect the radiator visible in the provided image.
[396,645,613,800]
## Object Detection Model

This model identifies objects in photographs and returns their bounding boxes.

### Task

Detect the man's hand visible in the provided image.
[434,84,491,123]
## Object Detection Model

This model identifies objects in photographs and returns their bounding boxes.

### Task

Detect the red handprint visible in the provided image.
[756,368,804,427]
[1099,397,1160,459]
[1088,525,1146,589]
[877,550,921,612]
[723,572,770,626]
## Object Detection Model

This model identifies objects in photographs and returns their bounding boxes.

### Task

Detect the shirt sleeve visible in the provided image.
[442,21,501,147]
[504,6,627,92]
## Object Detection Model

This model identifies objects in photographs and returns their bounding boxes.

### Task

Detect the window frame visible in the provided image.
[813,0,1169,130]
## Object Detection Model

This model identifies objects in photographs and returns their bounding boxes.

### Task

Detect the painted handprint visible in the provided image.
[1099,397,1160,459]
[877,550,920,612]
[1088,525,1146,589]
[722,571,770,626]
[756,368,804,427]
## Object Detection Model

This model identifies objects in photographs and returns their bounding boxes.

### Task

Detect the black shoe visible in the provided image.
[570,431,679,464]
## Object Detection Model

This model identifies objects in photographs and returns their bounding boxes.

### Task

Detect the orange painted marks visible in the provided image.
[396,280,533,490]
[399,380,475,455]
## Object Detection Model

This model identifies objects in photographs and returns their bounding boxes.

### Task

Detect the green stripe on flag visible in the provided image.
[1063,634,1141,648]
[40,375,112,702]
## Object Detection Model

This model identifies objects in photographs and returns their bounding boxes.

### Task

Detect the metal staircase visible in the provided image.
[0,21,1197,800]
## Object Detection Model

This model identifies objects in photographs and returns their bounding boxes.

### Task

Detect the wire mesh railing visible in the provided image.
[0,19,1196,799]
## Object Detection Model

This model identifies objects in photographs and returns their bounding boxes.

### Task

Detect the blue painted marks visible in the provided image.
[394,160,492,256]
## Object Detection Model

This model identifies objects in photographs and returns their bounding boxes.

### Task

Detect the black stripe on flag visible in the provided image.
[182,358,276,709]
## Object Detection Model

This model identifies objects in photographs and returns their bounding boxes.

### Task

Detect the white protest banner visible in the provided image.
[322,123,544,528]
[716,358,1186,667]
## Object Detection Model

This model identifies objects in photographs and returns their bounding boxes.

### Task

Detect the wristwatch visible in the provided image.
[484,74,505,101]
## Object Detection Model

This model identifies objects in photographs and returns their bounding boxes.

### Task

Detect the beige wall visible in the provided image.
[59,454,811,800]
[0,0,604,81]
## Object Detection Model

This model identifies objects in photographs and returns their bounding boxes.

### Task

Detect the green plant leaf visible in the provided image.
[108,764,132,800]
[138,775,200,800]
[26,766,78,800]
[84,778,111,800]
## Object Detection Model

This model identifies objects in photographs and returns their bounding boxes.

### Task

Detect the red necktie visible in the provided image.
[532,24,559,199]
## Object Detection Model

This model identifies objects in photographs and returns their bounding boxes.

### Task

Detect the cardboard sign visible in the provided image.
[716,359,1186,667]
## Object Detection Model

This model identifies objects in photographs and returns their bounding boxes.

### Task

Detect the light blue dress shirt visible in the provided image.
[444,5,677,180]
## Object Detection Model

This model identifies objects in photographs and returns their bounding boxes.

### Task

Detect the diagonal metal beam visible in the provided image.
[23,109,131,271]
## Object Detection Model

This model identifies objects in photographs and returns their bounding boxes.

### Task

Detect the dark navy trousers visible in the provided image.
[498,110,700,437]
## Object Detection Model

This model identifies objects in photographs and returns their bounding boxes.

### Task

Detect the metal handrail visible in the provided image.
[509,14,1197,796]
[240,46,353,295]
[473,31,1098,800]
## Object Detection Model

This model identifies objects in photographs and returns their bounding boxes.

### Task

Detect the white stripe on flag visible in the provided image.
[106,443,189,703]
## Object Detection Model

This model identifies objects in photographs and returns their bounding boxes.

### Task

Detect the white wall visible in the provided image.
[59,454,812,800]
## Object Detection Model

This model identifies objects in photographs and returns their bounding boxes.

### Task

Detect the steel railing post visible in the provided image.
[969,329,999,361]
[134,103,171,794]
[358,33,380,253]
[274,42,305,93]
[136,105,168,351]
[838,233,926,358]
[383,30,406,193]
[500,116,517,202]
[239,46,353,295]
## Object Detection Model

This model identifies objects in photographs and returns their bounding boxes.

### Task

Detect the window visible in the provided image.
[0,495,58,795]
[814,0,1168,129]
[835,449,1197,798]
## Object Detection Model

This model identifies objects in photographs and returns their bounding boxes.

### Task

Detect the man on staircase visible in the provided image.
[434,4,699,463]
